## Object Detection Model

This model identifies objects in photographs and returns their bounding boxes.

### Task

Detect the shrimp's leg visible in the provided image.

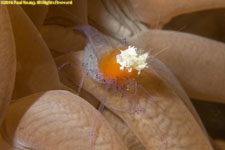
[57,62,70,70]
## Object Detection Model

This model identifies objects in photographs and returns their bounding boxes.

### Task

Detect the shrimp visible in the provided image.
[76,24,152,113]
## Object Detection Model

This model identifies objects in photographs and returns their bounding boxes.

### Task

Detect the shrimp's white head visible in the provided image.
[116,46,149,75]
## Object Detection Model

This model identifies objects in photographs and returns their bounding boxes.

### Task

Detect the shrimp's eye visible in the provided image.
[98,46,149,85]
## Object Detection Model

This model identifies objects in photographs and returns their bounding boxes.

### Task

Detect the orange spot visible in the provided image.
[98,47,138,84]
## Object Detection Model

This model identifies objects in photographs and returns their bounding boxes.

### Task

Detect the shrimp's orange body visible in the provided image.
[98,47,138,85]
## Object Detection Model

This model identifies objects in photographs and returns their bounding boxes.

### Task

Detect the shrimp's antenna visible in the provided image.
[152,46,170,58]
[57,62,70,70]
[98,79,111,112]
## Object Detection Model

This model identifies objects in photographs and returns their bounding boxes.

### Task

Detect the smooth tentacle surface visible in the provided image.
[2,90,128,150]
[128,0,225,28]
[102,108,146,150]
[128,30,225,103]
[45,0,87,26]
[22,4,49,30]
[7,5,61,99]
[0,5,16,127]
